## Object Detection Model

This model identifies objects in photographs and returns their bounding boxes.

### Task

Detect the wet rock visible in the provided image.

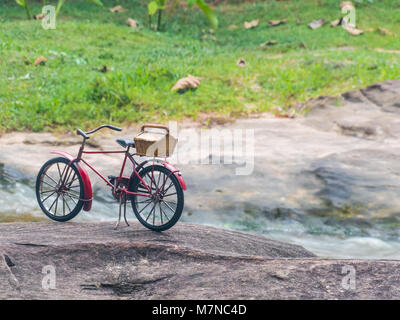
[300,149,400,220]
[333,121,377,139]
[1,222,400,299]
[360,80,400,113]
[0,163,30,186]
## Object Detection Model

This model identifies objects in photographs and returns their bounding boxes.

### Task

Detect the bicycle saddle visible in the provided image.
[116,138,135,149]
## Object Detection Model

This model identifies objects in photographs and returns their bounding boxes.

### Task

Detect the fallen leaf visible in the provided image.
[126,18,139,28]
[171,75,201,92]
[227,24,238,30]
[237,59,246,67]
[340,1,354,9]
[268,18,286,27]
[33,13,46,20]
[260,40,277,47]
[244,20,259,29]
[308,19,326,29]
[346,27,363,35]
[331,18,343,27]
[110,5,126,13]
[34,56,47,66]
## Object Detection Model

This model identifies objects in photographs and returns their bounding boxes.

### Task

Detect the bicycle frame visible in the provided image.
[51,137,186,212]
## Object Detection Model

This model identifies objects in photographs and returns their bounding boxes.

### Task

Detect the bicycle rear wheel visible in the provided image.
[130,165,184,231]
[36,157,84,222]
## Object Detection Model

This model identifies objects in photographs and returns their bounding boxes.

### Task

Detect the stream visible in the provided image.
[2,160,400,260]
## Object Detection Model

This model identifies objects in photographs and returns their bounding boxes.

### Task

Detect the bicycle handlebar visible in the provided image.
[76,129,89,140]
[86,124,122,134]
[76,124,122,139]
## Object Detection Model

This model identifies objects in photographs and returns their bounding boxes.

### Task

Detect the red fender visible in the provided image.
[162,162,187,191]
[50,151,93,211]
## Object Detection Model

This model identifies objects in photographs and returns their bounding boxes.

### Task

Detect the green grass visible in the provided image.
[1,0,400,132]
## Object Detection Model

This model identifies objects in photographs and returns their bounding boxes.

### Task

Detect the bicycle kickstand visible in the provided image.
[123,193,130,227]
[115,192,129,230]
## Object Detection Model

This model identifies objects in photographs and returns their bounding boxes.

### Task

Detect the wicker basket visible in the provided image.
[134,124,177,157]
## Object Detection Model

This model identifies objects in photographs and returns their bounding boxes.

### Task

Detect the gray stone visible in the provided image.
[1,222,399,299]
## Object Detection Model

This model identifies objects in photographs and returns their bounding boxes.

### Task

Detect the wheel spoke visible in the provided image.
[54,194,59,215]
[58,163,68,184]
[56,163,62,181]
[64,192,78,205]
[162,181,174,195]
[159,202,163,225]
[156,170,162,191]
[40,189,56,195]
[160,204,170,222]
[62,194,72,212]
[42,190,57,203]
[48,194,60,212]
[62,194,65,216]
[153,203,156,225]
[42,178,57,189]
[164,199,177,206]
[66,173,77,187]
[162,200,176,213]
[63,191,80,199]
[145,171,161,194]
[163,192,177,198]
[136,199,152,204]
[145,203,156,222]
[138,199,152,214]
[62,167,73,188]
[44,172,59,186]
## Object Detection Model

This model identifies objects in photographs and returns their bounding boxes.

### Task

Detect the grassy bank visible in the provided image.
[0,0,399,132]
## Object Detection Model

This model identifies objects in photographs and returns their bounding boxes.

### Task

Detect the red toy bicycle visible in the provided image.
[35,124,186,231]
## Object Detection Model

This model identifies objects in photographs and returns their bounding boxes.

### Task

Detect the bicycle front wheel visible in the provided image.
[130,165,184,232]
[36,157,84,222]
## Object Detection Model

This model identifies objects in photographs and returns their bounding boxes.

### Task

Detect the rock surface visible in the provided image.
[0,222,400,299]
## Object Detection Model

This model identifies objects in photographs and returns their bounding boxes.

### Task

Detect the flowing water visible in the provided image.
[2,161,400,259]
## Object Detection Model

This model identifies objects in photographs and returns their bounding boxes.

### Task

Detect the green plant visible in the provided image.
[14,0,104,19]
[148,0,218,31]
[148,0,166,31]
[55,0,103,16]
[14,0,32,19]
